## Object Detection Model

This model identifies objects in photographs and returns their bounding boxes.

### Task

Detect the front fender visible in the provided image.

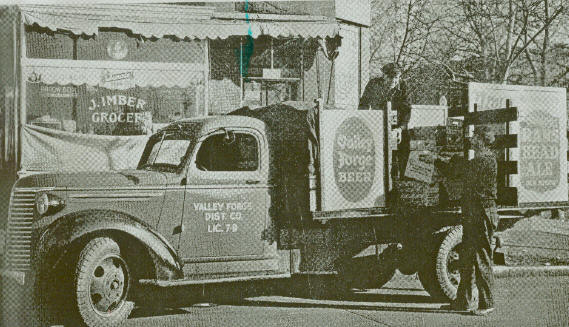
[36,210,183,280]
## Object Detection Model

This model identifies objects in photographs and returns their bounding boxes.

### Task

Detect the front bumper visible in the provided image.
[1,269,39,327]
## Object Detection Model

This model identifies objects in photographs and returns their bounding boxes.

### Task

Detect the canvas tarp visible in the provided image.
[229,103,314,231]
[22,124,149,172]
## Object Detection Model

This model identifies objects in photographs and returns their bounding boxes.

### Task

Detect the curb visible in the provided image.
[493,265,569,278]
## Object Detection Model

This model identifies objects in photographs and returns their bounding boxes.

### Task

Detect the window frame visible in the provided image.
[187,127,264,180]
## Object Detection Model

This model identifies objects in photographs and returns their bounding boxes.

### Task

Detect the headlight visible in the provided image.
[36,193,49,216]
[35,193,65,216]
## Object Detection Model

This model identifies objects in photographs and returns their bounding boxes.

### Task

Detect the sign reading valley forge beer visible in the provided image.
[468,83,568,204]
[320,110,385,211]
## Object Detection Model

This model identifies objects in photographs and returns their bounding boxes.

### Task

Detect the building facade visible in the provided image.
[0,1,371,173]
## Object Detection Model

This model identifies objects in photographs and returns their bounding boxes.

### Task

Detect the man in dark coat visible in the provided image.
[446,126,499,316]
[359,62,411,178]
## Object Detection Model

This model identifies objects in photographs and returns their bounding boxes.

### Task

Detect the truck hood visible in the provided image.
[14,170,169,189]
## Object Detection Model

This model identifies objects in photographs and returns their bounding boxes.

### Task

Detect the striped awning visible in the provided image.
[20,4,340,39]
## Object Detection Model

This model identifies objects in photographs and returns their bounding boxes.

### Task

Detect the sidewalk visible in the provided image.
[497,215,569,266]
[493,265,569,278]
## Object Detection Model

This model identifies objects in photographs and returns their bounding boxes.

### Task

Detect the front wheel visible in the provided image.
[74,237,134,327]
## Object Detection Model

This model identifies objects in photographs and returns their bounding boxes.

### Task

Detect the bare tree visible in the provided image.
[437,0,565,84]
[369,0,440,74]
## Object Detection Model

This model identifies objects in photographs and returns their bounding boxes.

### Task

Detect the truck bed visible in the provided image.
[312,201,569,221]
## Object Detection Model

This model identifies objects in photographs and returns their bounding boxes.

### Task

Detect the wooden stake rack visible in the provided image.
[448,100,519,206]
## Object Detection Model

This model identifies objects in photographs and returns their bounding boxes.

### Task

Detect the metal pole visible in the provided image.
[270,38,274,69]
[240,37,244,104]
[505,99,511,187]
[300,38,304,101]
[384,101,392,206]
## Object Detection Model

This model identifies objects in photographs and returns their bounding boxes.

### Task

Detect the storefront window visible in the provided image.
[26,82,205,136]
[26,26,205,63]
[24,25,207,135]
[209,36,312,113]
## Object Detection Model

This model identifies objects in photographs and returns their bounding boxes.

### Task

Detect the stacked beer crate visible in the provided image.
[394,122,465,209]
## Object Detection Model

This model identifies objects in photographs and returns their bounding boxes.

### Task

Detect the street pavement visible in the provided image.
[119,272,569,327]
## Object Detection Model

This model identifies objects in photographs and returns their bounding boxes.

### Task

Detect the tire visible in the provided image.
[74,237,134,327]
[418,226,462,301]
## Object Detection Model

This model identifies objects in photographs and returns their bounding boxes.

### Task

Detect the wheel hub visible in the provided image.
[90,255,128,315]
[447,247,461,287]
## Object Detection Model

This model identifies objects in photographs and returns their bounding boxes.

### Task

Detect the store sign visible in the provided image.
[333,117,376,202]
[40,85,78,98]
[88,94,148,124]
[100,69,135,89]
[519,110,560,193]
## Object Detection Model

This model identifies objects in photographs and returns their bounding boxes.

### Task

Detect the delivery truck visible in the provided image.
[2,83,568,326]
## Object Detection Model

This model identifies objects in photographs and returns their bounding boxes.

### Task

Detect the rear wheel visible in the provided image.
[74,237,134,327]
[419,226,462,301]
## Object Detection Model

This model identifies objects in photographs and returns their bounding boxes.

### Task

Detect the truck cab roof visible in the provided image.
[162,115,266,135]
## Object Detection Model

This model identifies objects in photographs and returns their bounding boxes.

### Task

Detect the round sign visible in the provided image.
[107,39,129,60]
[333,117,376,202]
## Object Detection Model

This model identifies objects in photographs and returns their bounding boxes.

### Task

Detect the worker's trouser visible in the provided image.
[456,200,499,310]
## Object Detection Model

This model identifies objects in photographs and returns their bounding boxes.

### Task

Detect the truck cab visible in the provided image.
[2,115,292,327]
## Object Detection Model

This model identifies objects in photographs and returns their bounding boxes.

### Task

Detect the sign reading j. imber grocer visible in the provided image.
[320,110,385,211]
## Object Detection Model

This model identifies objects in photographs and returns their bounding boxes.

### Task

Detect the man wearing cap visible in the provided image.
[359,62,411,178]
[445,126,499,315]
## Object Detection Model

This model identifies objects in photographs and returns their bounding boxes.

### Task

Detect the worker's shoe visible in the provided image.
[440,301,475,312]
[472,307,495,316]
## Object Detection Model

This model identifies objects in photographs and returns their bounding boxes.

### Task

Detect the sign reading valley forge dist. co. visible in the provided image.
[333,117,376,202]
[520,110,560,193]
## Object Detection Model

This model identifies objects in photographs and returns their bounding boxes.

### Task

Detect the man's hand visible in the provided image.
[392,128,402,144]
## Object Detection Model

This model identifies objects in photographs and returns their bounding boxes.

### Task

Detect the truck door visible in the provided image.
[179,128,277,274]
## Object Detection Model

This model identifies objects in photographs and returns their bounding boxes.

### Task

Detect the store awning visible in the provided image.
[20,5,340,39]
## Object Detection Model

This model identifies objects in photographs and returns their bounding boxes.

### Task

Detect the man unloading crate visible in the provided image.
[359,62,411,179]
[443,125,499,316]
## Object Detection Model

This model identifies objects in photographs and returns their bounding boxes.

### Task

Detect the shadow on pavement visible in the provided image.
[227,299,468,315]
[128,280,459,321]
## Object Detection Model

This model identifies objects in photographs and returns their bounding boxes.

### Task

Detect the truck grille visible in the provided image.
[5,189,35,271]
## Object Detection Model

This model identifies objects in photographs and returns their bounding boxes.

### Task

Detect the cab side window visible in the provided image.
[196,132,259,171]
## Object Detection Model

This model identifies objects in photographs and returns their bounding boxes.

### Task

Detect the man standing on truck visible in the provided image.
[446,126,499,316]
[359,62,411,178]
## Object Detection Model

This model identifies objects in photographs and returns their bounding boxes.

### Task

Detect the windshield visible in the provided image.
[138,122,202,172]
[147,139,191,167]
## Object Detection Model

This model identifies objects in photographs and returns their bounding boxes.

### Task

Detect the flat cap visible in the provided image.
[382,62,402,77]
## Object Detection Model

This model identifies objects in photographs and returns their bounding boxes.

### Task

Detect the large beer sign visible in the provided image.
[520,111,560,193]
[468,83,568,204]
[320,110,385,211]
[333,117,376,202]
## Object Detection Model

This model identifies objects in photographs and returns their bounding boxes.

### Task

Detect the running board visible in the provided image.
[139,273,291,287]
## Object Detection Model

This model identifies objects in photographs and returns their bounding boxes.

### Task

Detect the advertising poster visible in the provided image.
[319,110,385,211]
[468,83,568,204]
